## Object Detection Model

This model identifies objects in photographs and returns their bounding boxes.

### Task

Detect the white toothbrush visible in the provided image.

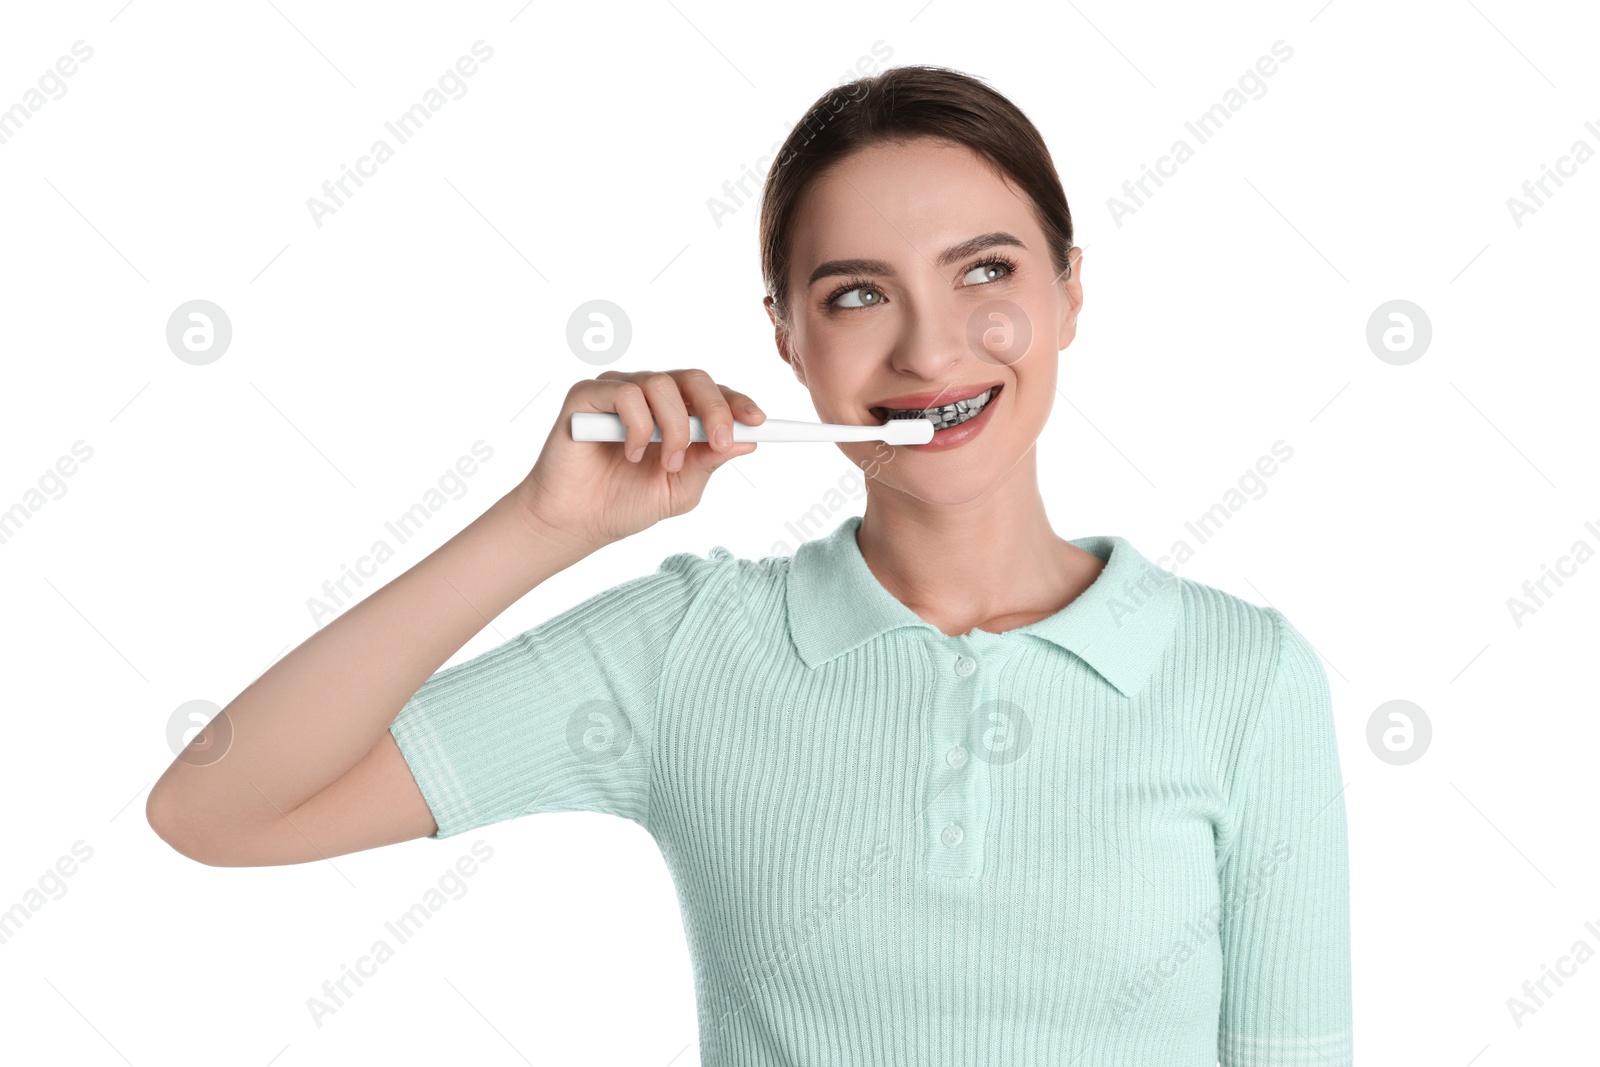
[570,411,936,445]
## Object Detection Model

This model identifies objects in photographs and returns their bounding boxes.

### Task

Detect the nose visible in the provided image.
[890,298,975,382]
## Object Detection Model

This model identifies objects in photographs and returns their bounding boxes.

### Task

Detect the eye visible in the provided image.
[961,255,1017,287]
[835,287,883,308]
[823,277,884,310]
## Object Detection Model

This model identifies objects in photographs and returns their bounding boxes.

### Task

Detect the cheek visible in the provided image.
[805,356,875,410]
[1008,368,1059,427]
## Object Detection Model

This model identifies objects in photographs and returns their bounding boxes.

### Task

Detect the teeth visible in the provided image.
[880,387,995,430]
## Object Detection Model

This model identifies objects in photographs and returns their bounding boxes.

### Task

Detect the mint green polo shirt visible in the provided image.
[389,513,1353,1065]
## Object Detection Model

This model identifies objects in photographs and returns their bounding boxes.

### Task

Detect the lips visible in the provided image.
[869,381,1004,419]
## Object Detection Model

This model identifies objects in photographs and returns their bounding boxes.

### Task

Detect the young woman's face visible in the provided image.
[768,136,1083,503]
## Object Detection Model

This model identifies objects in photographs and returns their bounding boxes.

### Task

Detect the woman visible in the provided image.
[149,64,1352,1065]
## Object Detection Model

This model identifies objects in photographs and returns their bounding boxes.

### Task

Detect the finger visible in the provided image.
[641,371,691,472]
[607,381,655,463]
[718,386,766,428]
[677,369,735,452]
[583,376,654,463]
[688,439,757,475]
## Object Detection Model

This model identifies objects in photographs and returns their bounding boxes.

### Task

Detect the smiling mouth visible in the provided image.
[870,383,1003,431]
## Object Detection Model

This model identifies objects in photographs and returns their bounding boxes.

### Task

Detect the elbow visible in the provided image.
[146,782,231,867]
[146,781,293,868]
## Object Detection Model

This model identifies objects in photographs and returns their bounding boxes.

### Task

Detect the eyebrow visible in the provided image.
[806,231,1027,288]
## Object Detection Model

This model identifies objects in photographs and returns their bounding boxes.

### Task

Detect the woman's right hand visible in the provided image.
[514,368,765,550]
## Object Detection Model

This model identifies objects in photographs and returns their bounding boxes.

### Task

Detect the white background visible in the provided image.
[2,0,1597,1063]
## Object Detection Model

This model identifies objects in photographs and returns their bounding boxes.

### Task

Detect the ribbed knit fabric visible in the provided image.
[388,513,1353,1066]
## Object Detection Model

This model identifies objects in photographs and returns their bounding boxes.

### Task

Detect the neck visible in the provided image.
[854,447,1104,636]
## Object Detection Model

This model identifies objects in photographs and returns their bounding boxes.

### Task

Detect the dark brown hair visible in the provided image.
[758,64,1075,330]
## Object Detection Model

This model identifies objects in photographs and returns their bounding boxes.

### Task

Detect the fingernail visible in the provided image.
[627,445,644,463]
[714,425,732,449]
[668,449,684,471]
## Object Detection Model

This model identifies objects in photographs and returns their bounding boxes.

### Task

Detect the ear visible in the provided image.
[1056,246,1085,350]
[765,295,805,384]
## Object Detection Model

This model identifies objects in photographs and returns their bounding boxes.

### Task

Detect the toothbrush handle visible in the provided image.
[570,412,932,444]
[571,412,709,442]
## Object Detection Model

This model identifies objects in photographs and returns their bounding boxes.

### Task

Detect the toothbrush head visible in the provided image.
[875,418,936,445]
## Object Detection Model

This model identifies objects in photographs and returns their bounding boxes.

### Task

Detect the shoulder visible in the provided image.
[1161,570,1330,750]
[1164,570,1314,685]
[655,542,792,590]
[546,542,750,633]
[644,542,793,631]
[1164,572,1336,811]
[1170,570,1331,737]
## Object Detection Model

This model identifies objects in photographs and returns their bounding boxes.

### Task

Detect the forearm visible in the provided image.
[149,486,597,838]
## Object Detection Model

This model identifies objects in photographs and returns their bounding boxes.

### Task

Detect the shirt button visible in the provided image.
[946,744,968,768]
[941,823,964,848]
[954,655,975,677]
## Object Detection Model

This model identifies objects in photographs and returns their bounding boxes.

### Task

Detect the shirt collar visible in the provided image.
[785,514,1181,698]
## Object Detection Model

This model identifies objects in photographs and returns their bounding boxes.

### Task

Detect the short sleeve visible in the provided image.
[388,549,719,840]
[1216,608,1353,1066]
